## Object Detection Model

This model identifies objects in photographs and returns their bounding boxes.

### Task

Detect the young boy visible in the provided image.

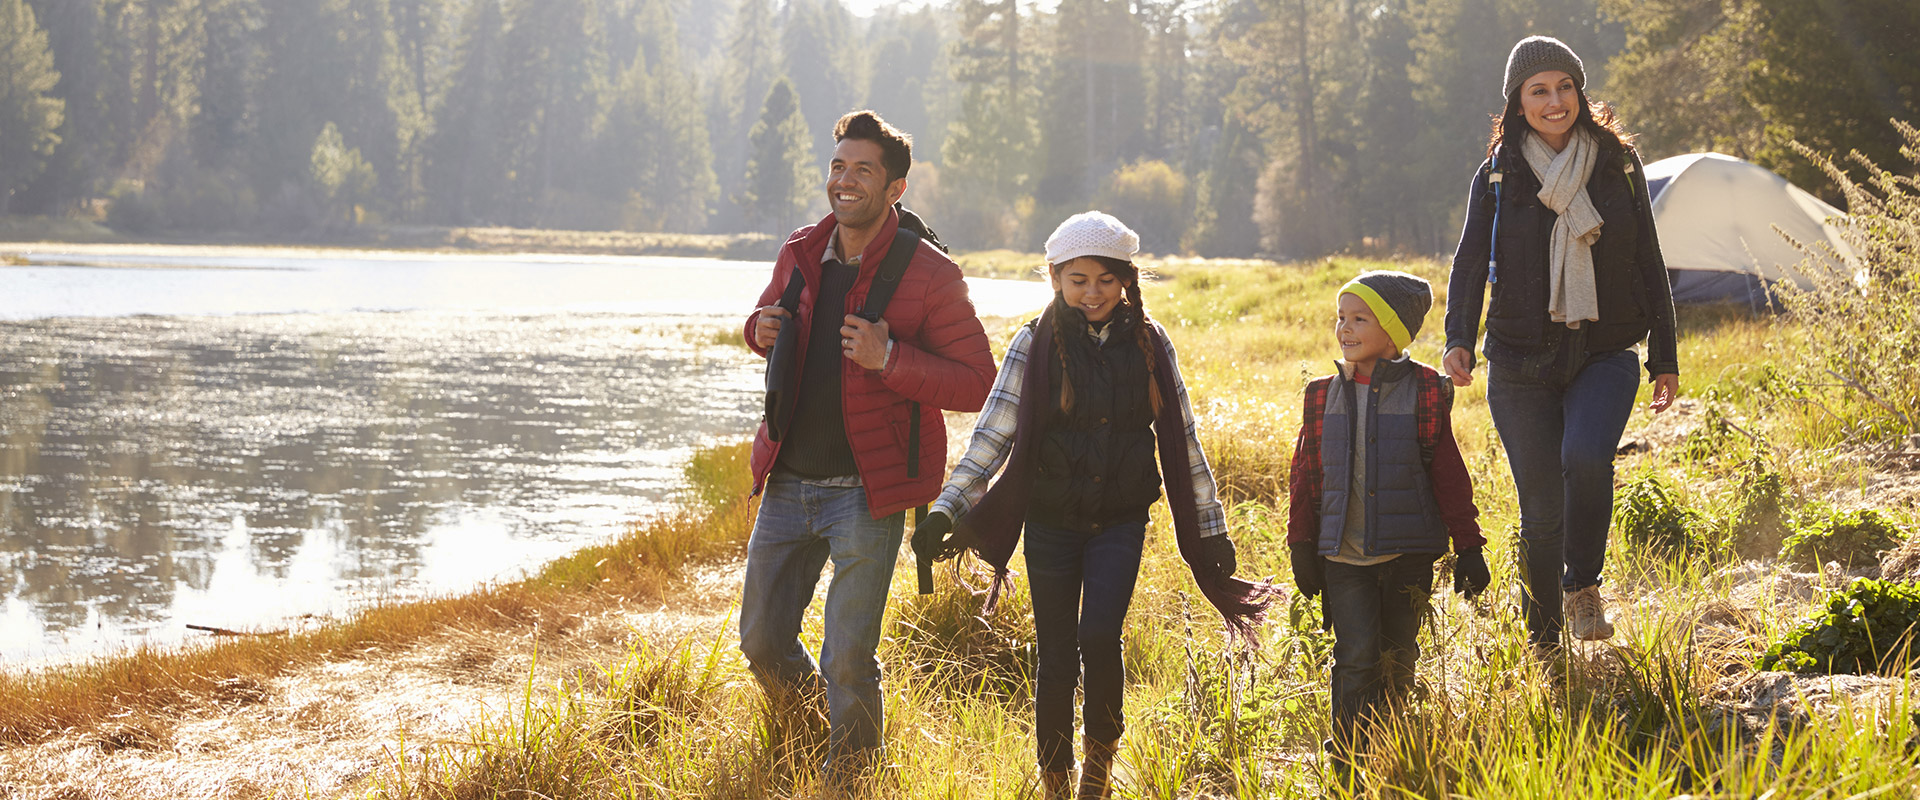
[1286,270,1488,772]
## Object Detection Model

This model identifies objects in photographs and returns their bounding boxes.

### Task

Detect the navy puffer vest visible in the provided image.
[1028,308,1162,531]
[1317,357,1448,556]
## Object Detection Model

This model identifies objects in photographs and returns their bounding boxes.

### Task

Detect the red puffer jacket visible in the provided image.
[744,209,996,518]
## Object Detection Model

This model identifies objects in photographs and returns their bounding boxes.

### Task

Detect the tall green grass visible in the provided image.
[365,256,1920,799]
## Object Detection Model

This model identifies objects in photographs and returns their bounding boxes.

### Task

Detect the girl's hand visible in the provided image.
[1649,373,1679,413]
[1442,347,1475,387]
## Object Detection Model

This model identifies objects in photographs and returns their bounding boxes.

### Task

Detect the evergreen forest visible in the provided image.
[0,0,1913,257]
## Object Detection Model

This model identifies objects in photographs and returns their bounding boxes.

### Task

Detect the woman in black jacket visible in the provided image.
[1441,35,1680,653]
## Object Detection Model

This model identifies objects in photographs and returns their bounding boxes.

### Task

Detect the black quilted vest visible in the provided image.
[1027,307,1162,531]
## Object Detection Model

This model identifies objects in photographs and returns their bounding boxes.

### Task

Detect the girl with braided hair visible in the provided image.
[914,212,1270,799]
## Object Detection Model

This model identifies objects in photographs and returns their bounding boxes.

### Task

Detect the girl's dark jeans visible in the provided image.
[1023,518,1146,773]
[1486,349,1641,646]
[1324,554,1437,757]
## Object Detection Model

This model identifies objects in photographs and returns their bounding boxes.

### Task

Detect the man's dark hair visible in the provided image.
[833,110,912,185]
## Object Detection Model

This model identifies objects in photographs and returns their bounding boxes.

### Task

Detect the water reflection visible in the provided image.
[0,311,760,659]
[0,249,1051,662]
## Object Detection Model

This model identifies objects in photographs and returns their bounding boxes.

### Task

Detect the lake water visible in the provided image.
[0,247,1050,662]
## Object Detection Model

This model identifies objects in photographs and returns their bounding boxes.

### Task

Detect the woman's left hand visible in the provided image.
[1649,374,1679,413]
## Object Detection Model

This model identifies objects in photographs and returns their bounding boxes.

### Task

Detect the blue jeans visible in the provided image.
[1324,554,1437,757]
[1023,518,1146,773]
[1487,349,1641,646]
[738,471,904,769]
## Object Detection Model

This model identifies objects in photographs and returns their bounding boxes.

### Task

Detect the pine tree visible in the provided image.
[497,0,608,226]
[1035,0,1146,213]
[942,0,1035,248]
[711,0,779,229]
[780,0,857,164]
[600,0,719,232]
[740,77,815,236]
[0,0,66,214]
[422,0,506,224]
[17,0,104,214]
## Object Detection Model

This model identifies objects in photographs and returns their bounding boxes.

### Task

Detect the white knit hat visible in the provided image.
[1044,211,1140,266]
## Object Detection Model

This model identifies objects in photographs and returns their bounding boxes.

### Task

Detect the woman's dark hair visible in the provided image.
[1485,86,1636,159]
[1047,255,1162,415]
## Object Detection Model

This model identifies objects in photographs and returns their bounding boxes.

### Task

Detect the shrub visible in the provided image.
[1760,578,1920,673]
[1100,159,1188,255]
[1616,472,1712,556]
[1780,506,1908,570]
[1776,121,1920,441]
[1729,456,1796,557]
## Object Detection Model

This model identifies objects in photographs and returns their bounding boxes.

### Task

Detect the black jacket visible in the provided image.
[1443,138,1680,381]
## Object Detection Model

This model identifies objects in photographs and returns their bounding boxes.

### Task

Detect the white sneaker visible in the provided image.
[1564,585,1615,640]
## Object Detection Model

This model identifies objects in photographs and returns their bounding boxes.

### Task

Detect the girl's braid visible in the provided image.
[1050,292,1075,413]
[1125,278,1163,416]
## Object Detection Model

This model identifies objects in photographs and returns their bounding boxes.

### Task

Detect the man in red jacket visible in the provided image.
[739,110,995,781]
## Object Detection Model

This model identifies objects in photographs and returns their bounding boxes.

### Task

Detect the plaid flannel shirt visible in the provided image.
[931,321,1228,538]
[1286,358,1482,549]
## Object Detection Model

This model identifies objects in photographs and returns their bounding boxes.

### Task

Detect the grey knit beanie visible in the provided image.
[1503,35,1585,100]
[1339,271,1433,350]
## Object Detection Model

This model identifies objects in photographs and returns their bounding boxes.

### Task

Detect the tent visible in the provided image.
[1643,152,1858,307]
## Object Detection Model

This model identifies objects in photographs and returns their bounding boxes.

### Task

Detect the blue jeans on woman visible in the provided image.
[1487,349,1641,646]
[1024,518,1146,773]
[738,471,905,774]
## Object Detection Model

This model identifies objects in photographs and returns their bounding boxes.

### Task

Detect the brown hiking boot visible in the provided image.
[1563,585,1615,640]
[1041,769,1074,800]
[1079,738,1118,800]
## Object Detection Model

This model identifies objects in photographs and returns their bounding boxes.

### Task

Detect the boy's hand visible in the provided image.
[1443,347,1475,387]
[1289,541,1325,598]
[1453,547,1490,599]
[1199,535,1236,577]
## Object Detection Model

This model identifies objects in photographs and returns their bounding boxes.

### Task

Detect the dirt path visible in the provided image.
[0,563,746,800]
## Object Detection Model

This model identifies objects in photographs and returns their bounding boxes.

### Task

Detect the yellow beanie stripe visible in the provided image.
[1339,280,1413,351]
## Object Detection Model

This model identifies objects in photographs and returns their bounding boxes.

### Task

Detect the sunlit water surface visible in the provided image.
[0,249,1049,661]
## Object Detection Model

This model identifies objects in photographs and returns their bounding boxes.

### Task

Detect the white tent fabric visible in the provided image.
[1643,152,1857,305]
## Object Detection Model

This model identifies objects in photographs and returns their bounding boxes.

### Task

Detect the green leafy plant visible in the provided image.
[1682,407,1738,461]
[1729,456,1796,557]
[1779,506,1908,569]
[1761,578,1920,673]
[1617,472,1712,556]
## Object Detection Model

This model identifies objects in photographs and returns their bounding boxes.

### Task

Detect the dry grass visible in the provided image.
[358,256,1920,799]
[0,442,758,747]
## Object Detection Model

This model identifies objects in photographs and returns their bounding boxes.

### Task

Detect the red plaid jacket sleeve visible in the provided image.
[1416,366,1485,550]
[1286,377,1332,546]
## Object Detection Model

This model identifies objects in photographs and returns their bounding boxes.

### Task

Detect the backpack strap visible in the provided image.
[856,227,925,478]
[777,264,805,313]
[856,228,921,321]
[1487,147,1504,285]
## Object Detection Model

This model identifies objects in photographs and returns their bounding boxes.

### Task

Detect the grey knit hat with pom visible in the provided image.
[1503,36,1585,99]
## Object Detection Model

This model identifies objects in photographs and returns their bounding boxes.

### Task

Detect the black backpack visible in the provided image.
[763,226,924,445]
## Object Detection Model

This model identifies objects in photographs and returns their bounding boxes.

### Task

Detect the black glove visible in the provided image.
[910,510,954,595]
[1453,547,1490,600]
[1289,541,1325,599]
[1198,535,1237,577]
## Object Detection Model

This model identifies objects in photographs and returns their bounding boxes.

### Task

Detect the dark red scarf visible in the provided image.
[952,302,1274,644]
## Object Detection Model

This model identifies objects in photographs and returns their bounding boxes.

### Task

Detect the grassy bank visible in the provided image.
[364,256,1920,798]
[0,445,758,745]
[0,215,779,260]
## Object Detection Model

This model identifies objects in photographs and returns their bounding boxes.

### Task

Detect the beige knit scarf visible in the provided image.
[1521,126,1603,327]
